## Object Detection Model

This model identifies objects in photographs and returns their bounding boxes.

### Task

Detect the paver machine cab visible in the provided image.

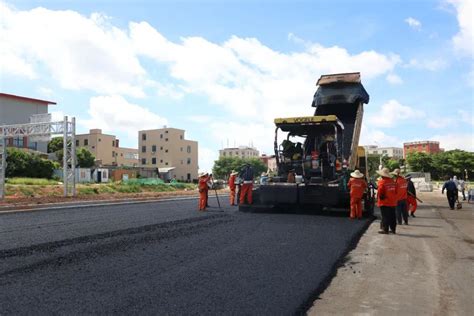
[240,72,375,214]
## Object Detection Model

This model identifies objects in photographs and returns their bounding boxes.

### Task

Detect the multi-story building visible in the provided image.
[219,146,260,159]
[75,129,139,167]
[403,141,443,158]
[0,92,56,152]
[260,154,277,173]
[138,127,198,182]
[366,146,404,160]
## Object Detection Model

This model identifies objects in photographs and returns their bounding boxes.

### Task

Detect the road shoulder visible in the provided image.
[308,192,474,315]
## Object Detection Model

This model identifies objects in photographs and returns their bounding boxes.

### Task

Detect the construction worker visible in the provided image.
[228,170,238,206]
[442,176,458,210]
[392,168,409,225]
[205,173,213,207]
[347,170,367,219]
[239,163,254,205]
[198,172,209,211]
[406,175,417,217]
[376,167,398,234]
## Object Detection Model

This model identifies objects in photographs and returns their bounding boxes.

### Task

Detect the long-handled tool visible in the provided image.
[210,176,221,209]
[408,191,423,203]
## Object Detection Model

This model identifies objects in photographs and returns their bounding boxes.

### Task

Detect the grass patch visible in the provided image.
[6,177,59,185]
[19,186,36,197]
[113,184,142,193]
[78,187,100,195]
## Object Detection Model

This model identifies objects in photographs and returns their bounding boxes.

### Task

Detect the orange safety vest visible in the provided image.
[377,177,398,207]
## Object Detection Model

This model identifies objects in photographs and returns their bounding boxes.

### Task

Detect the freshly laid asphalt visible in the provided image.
[0,197,370,315]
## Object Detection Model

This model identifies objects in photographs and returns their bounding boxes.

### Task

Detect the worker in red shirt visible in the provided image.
[228,170,238,206]
[406,175,417,217]
[198,172,209,211]
[376,168,398,234]
[392,168,409,225]
[347,170,367,219]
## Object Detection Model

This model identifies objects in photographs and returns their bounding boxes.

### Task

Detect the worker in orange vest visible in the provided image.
[347,170,367,219]
[406,175,417,217]
[198,172,209,211]
[228,170,238,206]
[239,164,254,205]
[377,168,398,234]
[392,168,409,225]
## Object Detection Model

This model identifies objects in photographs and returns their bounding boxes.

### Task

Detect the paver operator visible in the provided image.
[347,170,367,219]
[377,168,398,234]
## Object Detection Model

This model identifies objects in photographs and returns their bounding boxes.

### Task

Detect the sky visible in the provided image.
[1,0,473,172]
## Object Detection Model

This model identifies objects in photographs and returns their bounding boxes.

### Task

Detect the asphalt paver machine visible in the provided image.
[239,72,375,214]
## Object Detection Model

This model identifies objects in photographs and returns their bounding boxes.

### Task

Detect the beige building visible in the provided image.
[219,146,260,159]
[138,127,198,182]
[75,129,139,167]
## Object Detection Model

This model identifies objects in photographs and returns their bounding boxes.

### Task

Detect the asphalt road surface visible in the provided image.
[0,197,370,315]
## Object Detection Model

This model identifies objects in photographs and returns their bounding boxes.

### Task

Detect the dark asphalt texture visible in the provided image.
[0,197,370,315]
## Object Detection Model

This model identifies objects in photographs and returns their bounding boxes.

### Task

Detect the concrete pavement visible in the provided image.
[308,192,474,315]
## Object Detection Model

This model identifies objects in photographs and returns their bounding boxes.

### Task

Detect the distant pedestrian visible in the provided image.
[347,170,367,219]
[458,178,466,201]
[442,176,458,210]
[239,164,254,205]
[228,170,238,206]
[392,169,409,225]
[198,172,209,211]
[406,175,417,217]
[376,168,398,234]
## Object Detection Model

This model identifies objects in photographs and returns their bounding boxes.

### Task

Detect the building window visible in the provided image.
[160,146,163,150]
[75,140,79,146]
[84,139,88,146]
[141,158,146,165]
[112,151,115,157]
[92,146,95,149]
[152,145,156,152]
[187,145,191,153]
[142,133,147,141]
[142,146,146,153]
[160,134,163,139]
[180,147,183,152]
[180,135,183,140]
[223,152,226,156]
[165,138,168,142]
[165,162,169,165]
[165,130,168,134]
[181,160,184,165]
[187,173,191,181]
[187,158,191,165]
[98,138,101,142]
[165,149,168,153]
[160,159,163,163]
[152,158,156,165]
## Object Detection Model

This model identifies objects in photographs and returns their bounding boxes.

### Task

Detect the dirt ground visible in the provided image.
[308,191,474,315]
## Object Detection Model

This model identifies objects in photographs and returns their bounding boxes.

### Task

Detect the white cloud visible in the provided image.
[1,2,146,97]
[198,147,219,173]
[405,58,448,71]
[448,0,473,57]
[458,109,474,126]
[360,124,402,147]
[368,99,425,128]
[82,95,168,141]
[427,117,454,128]
[405,17,422,30]
[50,111,65,122]
[37,87,53,97]
[431,133,474,151]
[386,73,403,84]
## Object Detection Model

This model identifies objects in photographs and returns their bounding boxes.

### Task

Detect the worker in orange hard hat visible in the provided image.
[228,170,238,206]
[348,170,367,219]
[377,168,398,234]
[198,172,209,211]
[392,168,409,225]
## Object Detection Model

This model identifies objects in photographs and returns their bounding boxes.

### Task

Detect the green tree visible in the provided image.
[5,148,56,179]
[76,147,95,168]
[431,150,474,180]
[406,152,433,173]
[386,159,400,171]
[212,156,267,179]
[47,137,63,153]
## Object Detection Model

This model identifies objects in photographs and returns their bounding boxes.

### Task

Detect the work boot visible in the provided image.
[378,230,388,234]
[410,212,416,218]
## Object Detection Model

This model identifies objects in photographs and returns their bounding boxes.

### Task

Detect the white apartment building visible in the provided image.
[366,146,404,160]
[219,146,260,159]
